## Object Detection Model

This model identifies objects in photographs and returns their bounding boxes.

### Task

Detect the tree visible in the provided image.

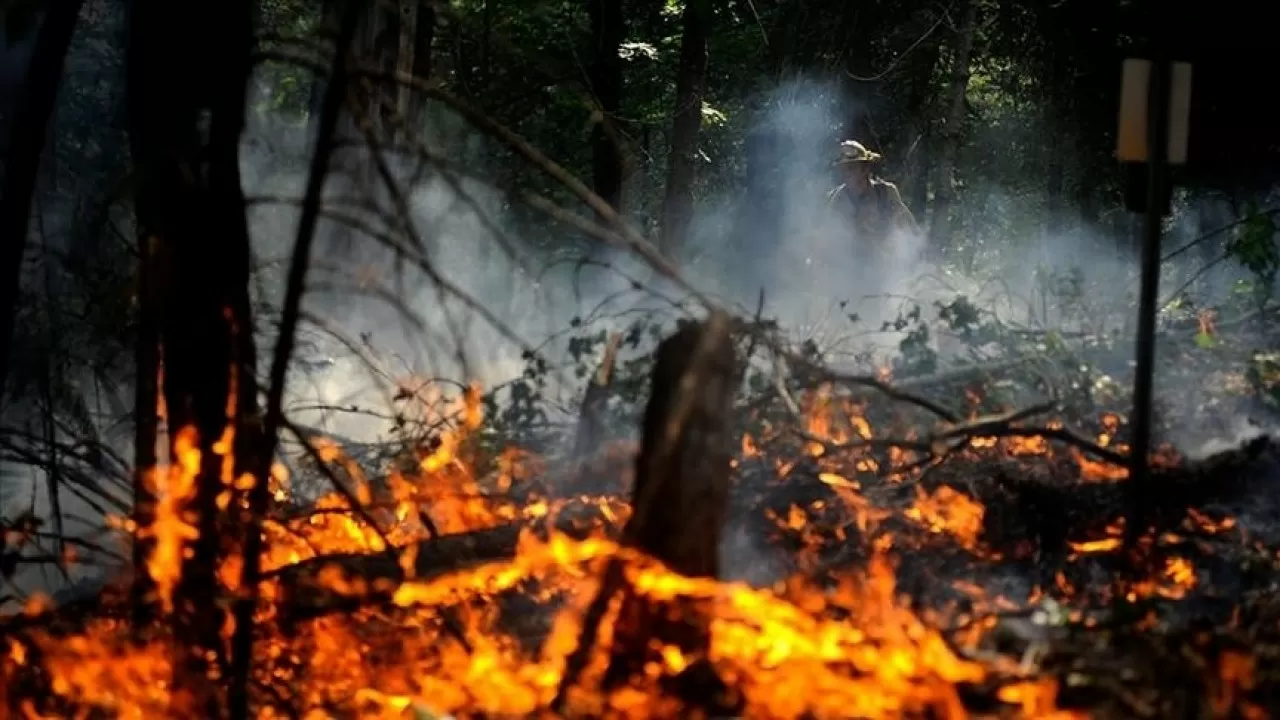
[0,0,85,407]
[587,0,626,214]
[125,0,259,712]
[658,0,711,259]
[927,0,978,251]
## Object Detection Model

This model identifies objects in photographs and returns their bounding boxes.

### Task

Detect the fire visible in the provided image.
[1123,556,1198,602]
[135,425,203,612]
[905,485,985,549]
[0,375,1259,718]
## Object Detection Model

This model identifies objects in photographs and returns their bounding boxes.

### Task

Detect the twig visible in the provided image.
[1159,252,1231,310]
[777,350,961,422]
[370,91,528,271]
[377,69,717,310]
[1160,207,1280,264]
[738,289,767,379]
[845,8,947,82]
[281,420,406,548]
[770,359,1126,466]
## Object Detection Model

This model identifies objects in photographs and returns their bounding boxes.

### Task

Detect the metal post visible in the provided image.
[1125,52,1171,552]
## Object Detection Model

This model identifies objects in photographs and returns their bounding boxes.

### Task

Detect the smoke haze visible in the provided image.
[4,47,1277,606]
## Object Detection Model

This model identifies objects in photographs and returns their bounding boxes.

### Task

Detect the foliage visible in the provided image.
[1224,206,1280,307]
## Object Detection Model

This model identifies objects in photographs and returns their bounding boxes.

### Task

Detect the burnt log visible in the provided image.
[554,310,742,715]
[268,499,618,622]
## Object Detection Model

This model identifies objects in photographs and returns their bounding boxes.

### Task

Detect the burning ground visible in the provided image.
[4,314,1280,719]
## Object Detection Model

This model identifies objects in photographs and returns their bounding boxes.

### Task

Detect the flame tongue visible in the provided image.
[1,381,1253,718]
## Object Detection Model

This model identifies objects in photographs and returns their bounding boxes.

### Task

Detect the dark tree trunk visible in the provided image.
[395,0,418,128]
[131,228,159,629]
[394,0,438,132]
[308,0,341,121]
[414,1,436,90]
[552,312,741,716]
[907,138,931,218]
[900,37,941,218]
[310,0,385,134]
[312,1,433,172]
[126,0,260,713]
[588,0,625,213]
[602,312,740,710]
[480,0,492,87]
[1044,54,1068,239]
[0,0,85,407]
[658,0,710,259]
[1045,144,1064,236]
[928,0,978,251]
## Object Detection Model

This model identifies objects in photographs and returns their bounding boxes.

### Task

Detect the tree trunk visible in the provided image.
[552,311,741,716]
[480,0,492,88]
[602,312,740,710]
[310,0,389,135]
[907,138,931,218]
[1043,54,1067,239]
[389,0,437,127]
[413,1,436,99]
[308,0,342,132]
[927,0,977,251]
[1044,136,1064,242]
[126,0,260,713]
[588,0,625,214]
[0,0,85,407]
[658,0,710,259]
[900,37,941,219]
[131,230,160,629]
[395,0,418,130]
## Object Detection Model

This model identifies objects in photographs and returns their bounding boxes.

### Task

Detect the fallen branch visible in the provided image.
[770,361,1127,466]
[778,349,963,423]
[267,500,619,621]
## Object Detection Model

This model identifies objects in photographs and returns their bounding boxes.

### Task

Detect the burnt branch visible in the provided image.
[771,358,1127,467]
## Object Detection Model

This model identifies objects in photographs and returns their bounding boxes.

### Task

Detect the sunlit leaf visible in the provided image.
[700,102,728,126]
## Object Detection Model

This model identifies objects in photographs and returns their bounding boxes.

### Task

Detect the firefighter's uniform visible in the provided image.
[826,140,919,245]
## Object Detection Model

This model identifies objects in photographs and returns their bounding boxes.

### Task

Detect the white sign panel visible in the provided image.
[1116,58,1193,165]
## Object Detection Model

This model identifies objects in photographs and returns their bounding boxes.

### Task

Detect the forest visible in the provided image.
[2,0,1280,717]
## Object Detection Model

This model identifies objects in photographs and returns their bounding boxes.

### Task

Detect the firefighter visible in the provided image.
[825,140,920,246]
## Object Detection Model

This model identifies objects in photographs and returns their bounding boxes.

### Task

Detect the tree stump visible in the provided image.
[621,312,736,576]
[554,310,742,716]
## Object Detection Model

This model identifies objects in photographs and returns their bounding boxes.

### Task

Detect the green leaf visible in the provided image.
[1193,330,1216,349]
[1043,330,1065,353]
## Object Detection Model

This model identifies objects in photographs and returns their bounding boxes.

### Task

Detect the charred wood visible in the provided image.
[554,311,742,716]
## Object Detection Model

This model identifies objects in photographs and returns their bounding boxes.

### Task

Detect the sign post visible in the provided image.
[1116,53,1193,551]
